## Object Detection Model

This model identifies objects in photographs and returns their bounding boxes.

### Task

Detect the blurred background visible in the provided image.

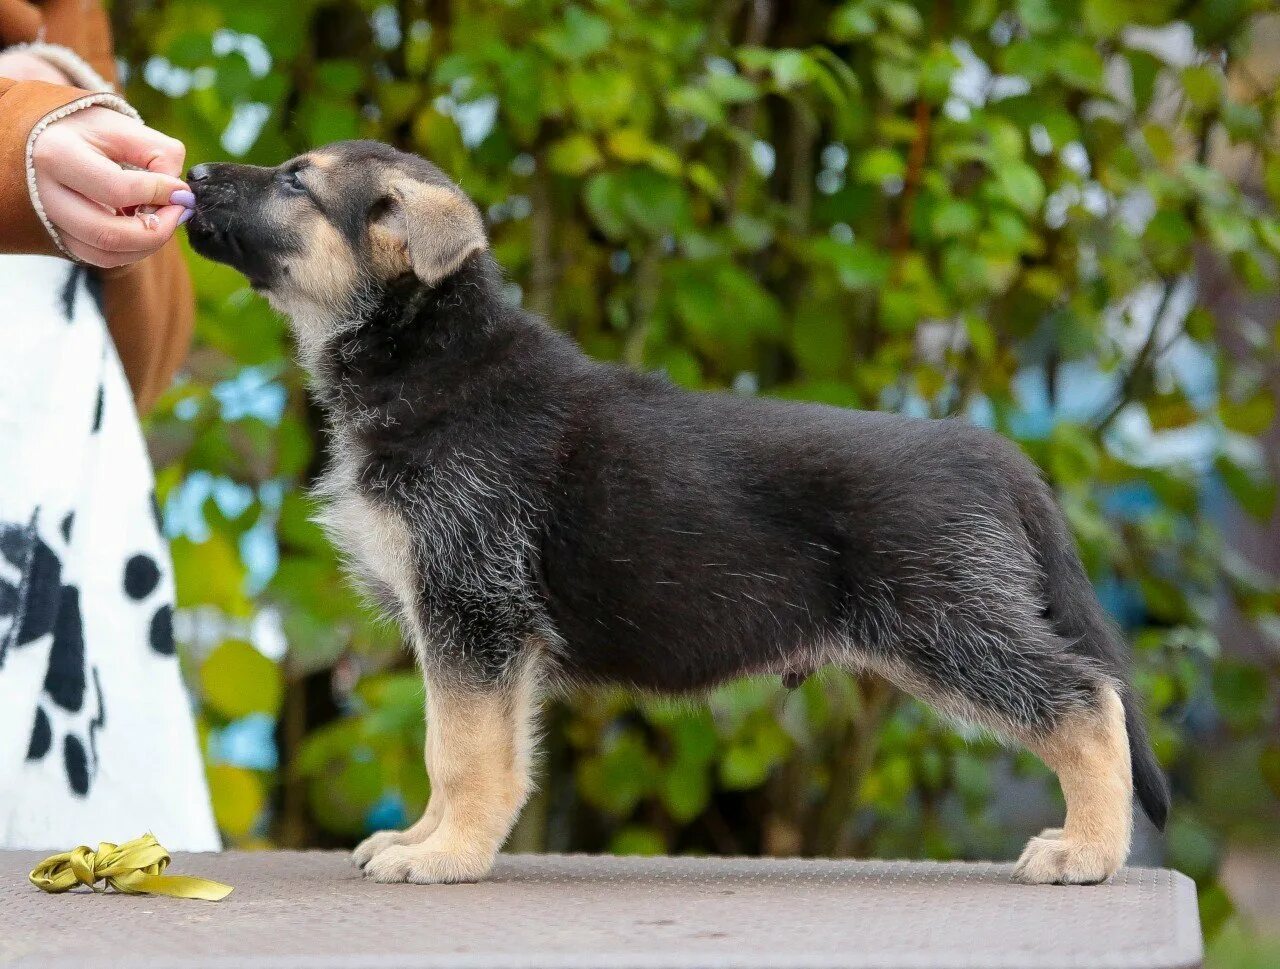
[115,0,1276,963]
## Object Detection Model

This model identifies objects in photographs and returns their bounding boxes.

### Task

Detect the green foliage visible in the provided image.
[117,0,1277,939]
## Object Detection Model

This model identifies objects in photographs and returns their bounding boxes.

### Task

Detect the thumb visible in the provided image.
[121,169,191,208]
[62,151,189,211]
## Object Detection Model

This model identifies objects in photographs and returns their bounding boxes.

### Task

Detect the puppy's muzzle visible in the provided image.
[185,162,287,289]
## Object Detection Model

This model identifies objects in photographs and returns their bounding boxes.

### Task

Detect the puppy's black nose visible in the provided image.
[187,163,214,182]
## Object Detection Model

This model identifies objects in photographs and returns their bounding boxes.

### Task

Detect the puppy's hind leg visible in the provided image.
[363,655,540,885]
[1014,685,1133,885]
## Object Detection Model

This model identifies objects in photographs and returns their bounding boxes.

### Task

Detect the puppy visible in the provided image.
[186,141,1169,885]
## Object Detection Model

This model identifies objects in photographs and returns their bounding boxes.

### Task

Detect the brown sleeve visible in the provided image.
[32,0,117,85]
[101,241,195,413]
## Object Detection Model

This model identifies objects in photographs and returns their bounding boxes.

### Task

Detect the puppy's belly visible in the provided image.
[544,578,831,693]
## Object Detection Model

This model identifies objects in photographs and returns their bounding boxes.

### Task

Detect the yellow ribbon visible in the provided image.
[28,833,233,901]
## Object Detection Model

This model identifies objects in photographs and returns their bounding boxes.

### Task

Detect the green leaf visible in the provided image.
[578,732,657,815]
[882,2,924,35]
[538,5,611,60]
[856,147,906,183]
[1212,661,1269,730]
[567,68,636,129]
[649,347,702,388]
[768,49,813,91]
[1126,49,1161,112]
[548,134,603,175]
[809,238,892,290]
[207,764,264,839]
[1221,391,1275,436]
[1181,64,1222,111]
[1083,0,1131,37]
[872,56,918,104]
[1048,423,1101,490]
[316,60,363,96]
[994,162,1046,217]
[610,826,667,855]
[172,534,249,614]
[1055,40,1106,91]
[672,263,782,349]
[829,3,877,40]
[201,639,283,720]
[1016,0,1061,34]
[792,298,852,378]
[583,173,629,240]
[1001,40,1054,83]
[1215,456,1276,521]
[662,757,711,822]
[706,72,759,104]
[931,199,980,239]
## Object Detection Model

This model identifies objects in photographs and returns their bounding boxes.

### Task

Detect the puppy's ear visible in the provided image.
[371,181,487,285]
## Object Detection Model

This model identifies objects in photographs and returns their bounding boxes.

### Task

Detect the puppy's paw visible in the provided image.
[352,830,407,869]
[362,842,496,885]
[1012,834,1121,885]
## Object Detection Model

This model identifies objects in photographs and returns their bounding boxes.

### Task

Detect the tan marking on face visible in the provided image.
[286,212,358,307]
[1014,686,1133,884]
[264,189,361,363]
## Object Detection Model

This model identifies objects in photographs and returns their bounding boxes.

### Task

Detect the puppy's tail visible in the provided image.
[1122,689,1170,831]
[1018,483,1171,831]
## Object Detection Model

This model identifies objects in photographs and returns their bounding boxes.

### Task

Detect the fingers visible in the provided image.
[30,105,191,266]
[40,182,186,268]
[91,113,187,179]
[58,149,189,210]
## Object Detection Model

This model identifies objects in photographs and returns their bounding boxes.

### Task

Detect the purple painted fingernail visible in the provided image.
[170,189,196,208]
[178,207,195,225]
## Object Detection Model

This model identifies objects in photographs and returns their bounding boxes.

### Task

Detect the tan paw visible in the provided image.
[362,842,496,884]
[351,830,407,869]
[1013,834,1121,885]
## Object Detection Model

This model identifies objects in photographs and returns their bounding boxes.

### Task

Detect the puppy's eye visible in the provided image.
[280,168,308,195]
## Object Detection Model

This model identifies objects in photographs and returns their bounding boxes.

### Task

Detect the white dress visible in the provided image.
[0,253,219,851]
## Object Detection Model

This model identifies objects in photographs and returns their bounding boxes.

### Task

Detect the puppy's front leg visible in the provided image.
[364,662,538,884]
[351,794,445,869]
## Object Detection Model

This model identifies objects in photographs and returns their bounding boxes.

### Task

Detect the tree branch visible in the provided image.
[1092,277,1181,435]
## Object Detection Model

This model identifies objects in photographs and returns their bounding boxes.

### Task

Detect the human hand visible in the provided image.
[0,49,69,84]
[31,106,193,268]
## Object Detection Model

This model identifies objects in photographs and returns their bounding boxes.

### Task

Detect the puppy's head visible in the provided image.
[186,141,487,324]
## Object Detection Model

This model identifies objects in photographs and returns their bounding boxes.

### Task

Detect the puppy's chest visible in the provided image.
[317,435,532,601]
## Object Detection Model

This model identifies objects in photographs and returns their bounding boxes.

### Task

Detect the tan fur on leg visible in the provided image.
[351,795,445,869]
[364,660,539,884]
[1014,686,1133,885]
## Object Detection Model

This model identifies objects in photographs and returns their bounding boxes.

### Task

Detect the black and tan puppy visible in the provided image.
[186,141,1168,885]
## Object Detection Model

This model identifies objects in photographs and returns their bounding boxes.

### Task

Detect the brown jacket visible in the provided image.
[0,0,193,412]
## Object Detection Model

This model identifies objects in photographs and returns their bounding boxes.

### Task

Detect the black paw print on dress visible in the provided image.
[124,543,175,657]
[0,512,103,795]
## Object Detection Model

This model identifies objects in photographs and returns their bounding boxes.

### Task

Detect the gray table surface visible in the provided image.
[0,851,1202,969]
